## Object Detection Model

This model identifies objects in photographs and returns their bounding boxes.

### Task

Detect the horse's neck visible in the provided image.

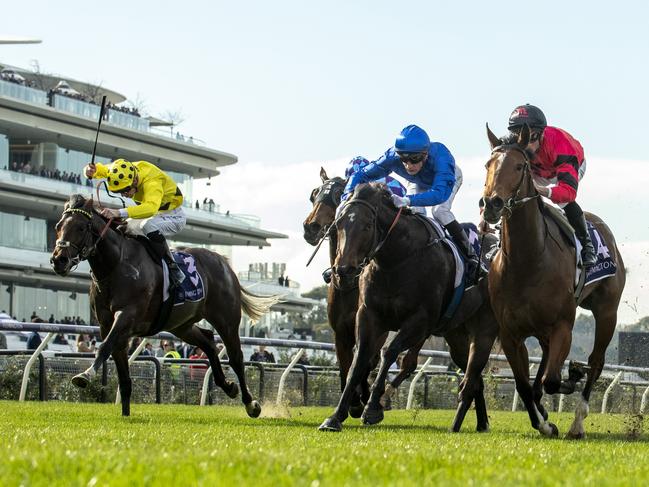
[374,212,431,266]
[501,198,546,265]
[87,225,125,280]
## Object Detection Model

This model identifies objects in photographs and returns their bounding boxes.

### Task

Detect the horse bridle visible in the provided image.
[333,198,403,276]
[305,179,345,267]
[490,145,540,216]
[54,208,113,270]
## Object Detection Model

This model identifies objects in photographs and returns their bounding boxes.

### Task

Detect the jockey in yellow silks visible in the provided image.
[84,159,186,285]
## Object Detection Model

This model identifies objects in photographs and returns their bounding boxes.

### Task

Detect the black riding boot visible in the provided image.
[147,230,185,286]
[564,202,597,267]
[444,220,485,284]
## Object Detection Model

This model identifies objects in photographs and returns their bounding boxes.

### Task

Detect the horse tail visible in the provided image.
[240,287,282,323]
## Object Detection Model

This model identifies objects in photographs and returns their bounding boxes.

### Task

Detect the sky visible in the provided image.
[2,0,648,324]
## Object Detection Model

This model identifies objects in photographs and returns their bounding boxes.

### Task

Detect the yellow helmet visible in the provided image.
[107,159,136,192]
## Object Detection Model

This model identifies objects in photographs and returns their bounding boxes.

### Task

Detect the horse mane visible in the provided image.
[66,193,90,210]
[330,176,345,186]
[353,182,401,210]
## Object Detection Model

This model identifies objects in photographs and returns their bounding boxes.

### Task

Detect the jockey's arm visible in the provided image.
[85,162,110,179]
[546,155,579,204]
[342,150,396,197]
[126,179,164,219]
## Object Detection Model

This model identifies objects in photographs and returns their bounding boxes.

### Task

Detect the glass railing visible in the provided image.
[52,94,101,120]
[107,108,149,131]
[0,245,90,275]
[0,79,47,105]
[237,276,301,298]
[183,206,261,229]
[1,169,262,231]
[0,168,92,198]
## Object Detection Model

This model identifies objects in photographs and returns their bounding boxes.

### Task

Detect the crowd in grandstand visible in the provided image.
[6,160,92,187]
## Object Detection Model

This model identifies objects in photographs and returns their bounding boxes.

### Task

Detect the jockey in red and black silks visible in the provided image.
[505,104,596,266]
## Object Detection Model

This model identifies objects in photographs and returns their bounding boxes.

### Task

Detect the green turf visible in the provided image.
[0,401,647,486]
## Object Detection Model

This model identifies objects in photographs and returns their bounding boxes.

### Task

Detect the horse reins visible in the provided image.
[54,208,116,270]
[335,198,403,274]
[491,145,540,216]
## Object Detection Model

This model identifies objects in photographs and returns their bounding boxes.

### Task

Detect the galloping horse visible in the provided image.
[318,183,498,432]
[50,194,277,417]
[303,168,425,416]
[482,125,625,438]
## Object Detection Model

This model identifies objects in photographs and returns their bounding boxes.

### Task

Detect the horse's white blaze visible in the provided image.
[568,397,589,437]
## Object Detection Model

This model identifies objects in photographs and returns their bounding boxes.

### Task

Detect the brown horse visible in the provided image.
[303,168,425,416]
[50,194,278,417]
[482,125,626,438]
[318,183,499,432]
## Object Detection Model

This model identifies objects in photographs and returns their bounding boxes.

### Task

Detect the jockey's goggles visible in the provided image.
[397,151,427,164]
[529,131,542,142]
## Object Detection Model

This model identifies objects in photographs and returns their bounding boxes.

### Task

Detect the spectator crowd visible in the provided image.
[7,160,92,187]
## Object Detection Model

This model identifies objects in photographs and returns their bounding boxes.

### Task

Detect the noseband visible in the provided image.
[490,145,540,216]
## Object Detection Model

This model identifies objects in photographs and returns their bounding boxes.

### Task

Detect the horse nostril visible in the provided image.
[491,197,504,210]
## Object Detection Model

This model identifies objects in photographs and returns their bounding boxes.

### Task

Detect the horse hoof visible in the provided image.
[477,423,490,433]
[71,372,90,389]
[318,417,342,432]
[566,430,585,440]
[245,400,261,418]
[226,382,239,399]
[539,422,559,438]
[349,404,364,418]
[361,406,384,426]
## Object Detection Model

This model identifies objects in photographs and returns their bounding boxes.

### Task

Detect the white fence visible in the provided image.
[2,320,648,414]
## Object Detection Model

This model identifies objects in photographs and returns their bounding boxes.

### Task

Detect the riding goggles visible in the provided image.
[397,151,427,164]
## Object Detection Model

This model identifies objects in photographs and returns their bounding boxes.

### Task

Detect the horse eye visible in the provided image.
[516,164,524,171]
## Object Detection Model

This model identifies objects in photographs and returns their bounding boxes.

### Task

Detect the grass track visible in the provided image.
[1,401,648,486]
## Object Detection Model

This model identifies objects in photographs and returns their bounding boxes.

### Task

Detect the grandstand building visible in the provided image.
[0,62,315,330]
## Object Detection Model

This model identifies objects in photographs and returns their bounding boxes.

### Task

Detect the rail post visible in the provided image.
[276,349,304,406]
[640,383,649,414]
[20,332,55,401]
[406,357,433,410]
[601,371,623,414]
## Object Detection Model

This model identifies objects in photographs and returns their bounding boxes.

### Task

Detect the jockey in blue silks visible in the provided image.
[343,124,482,280]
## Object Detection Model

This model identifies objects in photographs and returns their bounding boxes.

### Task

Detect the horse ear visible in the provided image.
[486,123,500,149]
[320,166,329,183]
[517,124,530,148]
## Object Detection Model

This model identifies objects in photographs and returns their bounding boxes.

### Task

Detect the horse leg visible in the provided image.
[532,338,550,421]
[567,307,617,440]
[72,310,134,389]
[448,324,495,433]
[111,345,132,417]
[211,319,261,418]
[362,314,426,426]
[380,340,423,410]
[542,321,573,395]
[334,329,364,418]
[319,310,385,432]
[173,325,240,399]
[501,333,558,437]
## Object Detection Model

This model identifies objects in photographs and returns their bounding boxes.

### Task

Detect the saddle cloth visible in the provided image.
[539,205,617,287]
[162,251,206,305]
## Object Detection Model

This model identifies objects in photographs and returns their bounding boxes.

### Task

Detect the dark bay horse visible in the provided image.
[50,194,278,417]
[482,125,625,438]
[303,168,425,416]
[318,183,498,432]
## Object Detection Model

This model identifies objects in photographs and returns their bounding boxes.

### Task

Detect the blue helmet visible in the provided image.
[395,125,430,153]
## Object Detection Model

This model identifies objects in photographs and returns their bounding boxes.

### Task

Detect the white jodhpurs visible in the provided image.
[126,206,186,237]
[407,164,463,225]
